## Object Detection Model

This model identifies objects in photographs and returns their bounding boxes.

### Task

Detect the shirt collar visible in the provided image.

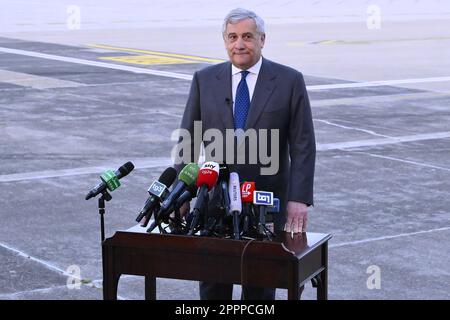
[231,56,263,76]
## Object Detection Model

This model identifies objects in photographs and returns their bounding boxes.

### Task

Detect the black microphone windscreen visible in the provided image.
[159,167,177,187]
[118,161,135,177]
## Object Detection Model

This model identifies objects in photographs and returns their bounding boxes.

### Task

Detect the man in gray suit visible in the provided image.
[175,8,316,300]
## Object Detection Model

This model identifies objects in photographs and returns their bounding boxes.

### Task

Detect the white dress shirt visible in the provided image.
[231,56,263,115]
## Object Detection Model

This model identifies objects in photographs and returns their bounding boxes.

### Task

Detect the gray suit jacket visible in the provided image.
[176,57,316,230]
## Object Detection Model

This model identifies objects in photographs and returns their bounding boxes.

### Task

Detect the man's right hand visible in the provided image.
[179,201,191,219]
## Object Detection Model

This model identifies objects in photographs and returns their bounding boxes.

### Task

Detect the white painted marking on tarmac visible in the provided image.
[0,285,69,299]
[329,226,450,249]
[1,131,450,182]
[307,77,450,91]
[37,109,183,122]
[317,131,450,151]
[1,46,450,89]
[311,91,450,107]
[315,119,392,138]
[0,241,74,277]
[0,241,128,299]
[356,152,450,172]
[0,158,173,183]
[0,70,86,89]
[0,47,192,80]
[0,279,133,300]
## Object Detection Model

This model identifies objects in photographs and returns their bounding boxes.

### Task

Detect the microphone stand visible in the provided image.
[98,190,112,243]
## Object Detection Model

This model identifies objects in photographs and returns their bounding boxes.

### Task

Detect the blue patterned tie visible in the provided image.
[234,71,250,130]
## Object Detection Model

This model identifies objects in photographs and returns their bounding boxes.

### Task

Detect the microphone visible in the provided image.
[135,167,177,224]
[229,172,242,240]
[225,97,231,105]
[188,161,220,235]
[157,184,199,234]
[146,164,199,234]
[265,197,280,234]
[156,183,198,227]
[241,181,255,203]
[241,181,255,234]
[171,184,199,234]
[85,161,134,200]
[174,184,198,211]
[159,163,199,213]
[253,190,274,235]
[218,164,231,216]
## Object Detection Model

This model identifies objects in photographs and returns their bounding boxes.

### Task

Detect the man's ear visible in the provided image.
[223,34,228,48]
[260,33,266,48]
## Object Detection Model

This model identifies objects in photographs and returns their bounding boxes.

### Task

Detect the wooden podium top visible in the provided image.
[105,225,332,261]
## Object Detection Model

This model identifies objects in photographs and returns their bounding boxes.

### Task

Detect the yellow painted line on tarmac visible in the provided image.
[100,55,194,65]
[88,43,224,64]
[315,40,340,45]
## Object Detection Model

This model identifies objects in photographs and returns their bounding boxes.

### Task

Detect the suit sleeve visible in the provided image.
[174,72,202,174]
[287,73,316,206]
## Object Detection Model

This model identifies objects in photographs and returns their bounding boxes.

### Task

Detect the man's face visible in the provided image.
[224,18,265,70]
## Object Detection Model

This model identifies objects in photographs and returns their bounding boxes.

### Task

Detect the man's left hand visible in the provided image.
[284,201,308,233]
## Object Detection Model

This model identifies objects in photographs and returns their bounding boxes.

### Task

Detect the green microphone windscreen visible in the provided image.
[178,163,199,186]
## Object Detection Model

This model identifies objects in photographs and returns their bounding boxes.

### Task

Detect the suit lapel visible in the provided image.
[212,62,235,130]
[244,58,277,130]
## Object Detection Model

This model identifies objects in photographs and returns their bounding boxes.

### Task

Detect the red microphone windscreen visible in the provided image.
[196,162,219,190]
[241,181,255,203]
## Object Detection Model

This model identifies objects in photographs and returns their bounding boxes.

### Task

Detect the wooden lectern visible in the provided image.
[102,228,331,300]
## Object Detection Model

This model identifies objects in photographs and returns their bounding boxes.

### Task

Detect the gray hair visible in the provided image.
[222,8,265,38]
